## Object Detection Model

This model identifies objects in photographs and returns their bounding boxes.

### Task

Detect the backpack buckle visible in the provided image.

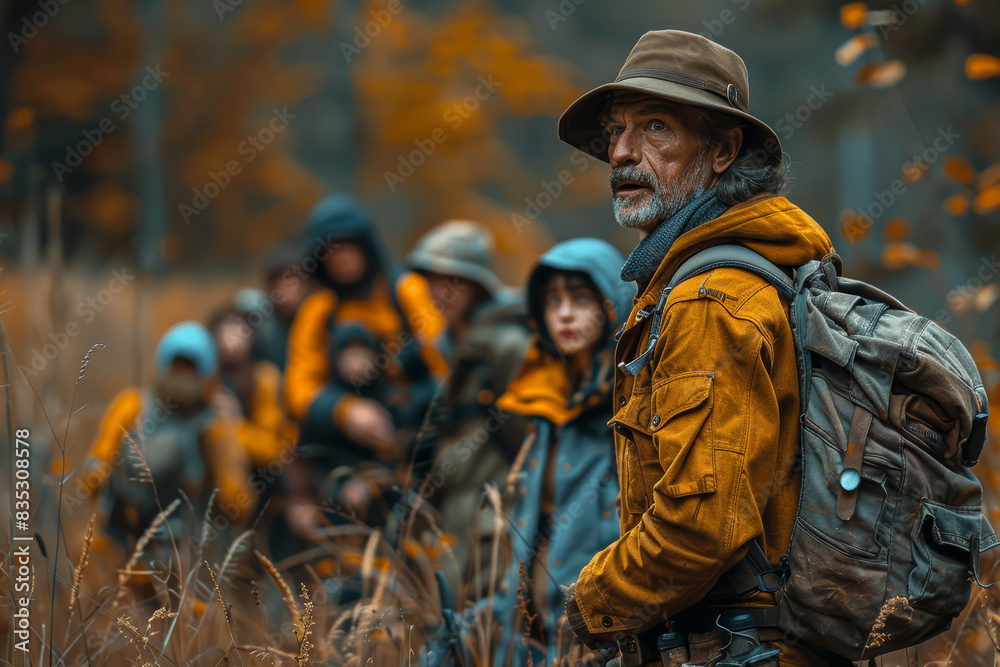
[617,288,670,377]
[754,556,789,594]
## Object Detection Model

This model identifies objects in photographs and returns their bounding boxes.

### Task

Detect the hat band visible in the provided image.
[615,67,745,112]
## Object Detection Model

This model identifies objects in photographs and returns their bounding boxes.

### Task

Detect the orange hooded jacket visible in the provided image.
[566,196,834,660]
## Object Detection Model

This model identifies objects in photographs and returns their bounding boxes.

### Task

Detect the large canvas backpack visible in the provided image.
[665,245,997,661]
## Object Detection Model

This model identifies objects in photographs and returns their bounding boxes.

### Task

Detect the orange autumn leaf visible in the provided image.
[835,33,878,67]
[942,155,977,184]
[883,216,910,241]
[944,192,971,216]
[965,53,1000,80]
[854,60,907,88]
[881,242,940,270]
[973,185,1000,215]
[840,2,870,30]
[974,284,1000,313]
[901,160,928,184]
[881,242,913,270]
[839,210,872,243]
[978,162,1000,191]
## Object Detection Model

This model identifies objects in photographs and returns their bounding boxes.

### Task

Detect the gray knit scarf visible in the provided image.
[620,186,729,285]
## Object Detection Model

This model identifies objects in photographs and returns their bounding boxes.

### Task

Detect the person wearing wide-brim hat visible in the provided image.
[557,30,844,667]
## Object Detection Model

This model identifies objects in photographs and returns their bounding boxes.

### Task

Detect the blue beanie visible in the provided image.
[155,321,218,378]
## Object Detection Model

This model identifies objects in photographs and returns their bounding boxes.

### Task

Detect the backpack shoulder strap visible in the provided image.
[668,244,797,301]
[618,245,797,377]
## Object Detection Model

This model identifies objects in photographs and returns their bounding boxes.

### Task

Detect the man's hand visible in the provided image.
[338,398,398,460]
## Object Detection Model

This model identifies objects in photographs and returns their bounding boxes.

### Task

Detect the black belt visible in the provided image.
[618,608,780,665]
[673,606,779,636]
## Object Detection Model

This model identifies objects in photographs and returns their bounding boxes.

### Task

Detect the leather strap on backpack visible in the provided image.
[837,405,874,521]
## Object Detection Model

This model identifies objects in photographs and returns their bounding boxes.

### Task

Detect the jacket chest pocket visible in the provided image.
[612,372,716,515]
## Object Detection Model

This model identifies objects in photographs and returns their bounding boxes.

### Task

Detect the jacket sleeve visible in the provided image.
[203,417,254,516]
[83,388,142,492]
[394,271,448,378]
[570,290,783,641]
[239,361,298,467]
[285,289,351,434]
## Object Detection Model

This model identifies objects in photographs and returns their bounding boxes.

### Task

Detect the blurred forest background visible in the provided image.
[0,0,999,661]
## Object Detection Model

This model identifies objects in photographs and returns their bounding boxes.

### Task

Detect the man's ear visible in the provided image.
[712,127,743,175]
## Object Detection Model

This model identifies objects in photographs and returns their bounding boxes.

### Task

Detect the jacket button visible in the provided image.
[652,415,660,427]
[618,396,626,407]
[602,616,613,628]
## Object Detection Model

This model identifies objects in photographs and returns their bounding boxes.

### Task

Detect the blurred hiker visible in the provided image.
[282,195,448,543]
[81,321,253,549]
[487,238,633,666]
[556,31,842,666]
[286,321,411,536]
[209,306,298,485]
[406,220,531,599]
[247,240,314,372]
[284,194,447,454]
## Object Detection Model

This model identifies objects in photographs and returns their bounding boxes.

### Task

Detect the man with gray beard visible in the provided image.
[555,30,845,666]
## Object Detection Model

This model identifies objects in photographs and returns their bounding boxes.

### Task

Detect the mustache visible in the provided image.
[609,166,659,192]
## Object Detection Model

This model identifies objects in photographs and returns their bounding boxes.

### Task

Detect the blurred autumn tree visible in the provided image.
[1,0,332,268]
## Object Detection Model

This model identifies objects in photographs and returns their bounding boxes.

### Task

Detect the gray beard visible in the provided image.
[611,154,713,229]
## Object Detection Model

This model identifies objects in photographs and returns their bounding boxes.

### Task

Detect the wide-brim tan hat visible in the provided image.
[558,30,782,164]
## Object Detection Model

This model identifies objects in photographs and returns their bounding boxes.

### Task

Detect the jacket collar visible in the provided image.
[633,194,834,307]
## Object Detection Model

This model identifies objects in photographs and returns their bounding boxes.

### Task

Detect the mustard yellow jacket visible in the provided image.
[568,196,833,649]
[284,272,447,435]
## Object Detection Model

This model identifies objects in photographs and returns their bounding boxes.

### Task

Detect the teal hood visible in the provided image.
[526,237,635,348]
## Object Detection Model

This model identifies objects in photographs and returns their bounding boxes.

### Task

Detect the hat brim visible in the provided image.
[557,77,782,165]
[408,256,501,296]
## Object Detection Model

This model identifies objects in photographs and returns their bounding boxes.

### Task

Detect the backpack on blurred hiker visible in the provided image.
[666,246,996,662]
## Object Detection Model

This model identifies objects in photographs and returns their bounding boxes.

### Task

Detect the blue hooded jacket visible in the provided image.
[490,238,634,666]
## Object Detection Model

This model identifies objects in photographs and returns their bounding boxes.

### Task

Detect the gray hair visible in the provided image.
[693,107,789,206]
